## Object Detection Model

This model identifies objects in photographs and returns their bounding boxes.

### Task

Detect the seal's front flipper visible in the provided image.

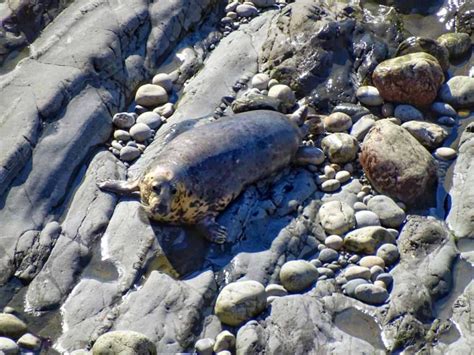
[97,179,139,195]
[197,216,227,244]
[294,146,324,166]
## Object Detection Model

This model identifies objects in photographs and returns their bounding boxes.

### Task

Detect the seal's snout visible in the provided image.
[154,203,170,215]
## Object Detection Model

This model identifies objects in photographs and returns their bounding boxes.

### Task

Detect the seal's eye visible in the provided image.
[170,186,177,195]
[153,185,162,195]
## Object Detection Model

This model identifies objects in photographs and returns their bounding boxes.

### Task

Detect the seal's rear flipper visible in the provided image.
[97,179,139,195]
[197,215,227,244]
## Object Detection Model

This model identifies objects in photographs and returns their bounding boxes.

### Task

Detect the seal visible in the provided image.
[99,110,317,243]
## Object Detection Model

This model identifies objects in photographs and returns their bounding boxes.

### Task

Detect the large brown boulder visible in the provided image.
[360,120,437,206]
[372,53,444,107]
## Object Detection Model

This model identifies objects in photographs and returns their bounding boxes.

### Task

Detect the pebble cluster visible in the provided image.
[220,0,286,37]
[0,310,43,354]
[108,73,176,165]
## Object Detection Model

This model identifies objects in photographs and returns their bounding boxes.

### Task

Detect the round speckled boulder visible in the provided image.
[214,281,266,326]
[92,331,156,355]
[372,52,444,107]
[279,260,319,292]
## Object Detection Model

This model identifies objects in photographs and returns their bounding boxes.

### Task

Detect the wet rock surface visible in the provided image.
[0,0,472,354]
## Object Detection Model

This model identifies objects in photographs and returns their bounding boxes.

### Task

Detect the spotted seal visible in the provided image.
[99,109,316,243]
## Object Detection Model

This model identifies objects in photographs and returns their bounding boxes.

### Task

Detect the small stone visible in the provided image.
[367,195,406,228]
[321,133,359,164]
[279,260,319,292]
[310,259,322,268]
[318,248,339,263]
[92,331,156,355]
[113,130,130,141]
[321,179,341,192]
[437,32,471,60]
[376,273,394,288]
[17,333,41,351]
[112,112,136,129]
[2,308,15,314]
[265,284,288,298]
[153,102,174,118]
[323,165,335,179]
[439,76,474,109]
[324,112,353,133]
[402,121,448,150]
[434,147,457,160]
[394,105,423,122]
[374,280,387,289]
[344,266,371,281]
[350,115,376,141]
[381,103,394,117]
[359,255,385,268]
[317,267,335,278]
[362,195,373,205]
[111,140,123,151]
[353,202,367,211]
[135,84,168,107]
[370,265,384,281]
[252,0,276,7]
[225,1,239,12]
[268,84,296,106]
[213,330,235,353]
[216,350,232,355]
[376,244,400,265]
[318,200,355,235]
[251,73,270,90]
[356,86,383,106]
[335,170,351,184]
[349,255,361,264]
[119,146,141,161]
[344,226,396,254]
[129,123,152,142]
[214,280,266,326]
[268,79,279,88]
[195,338,215,355]
[332,103,370,122]
[236,4,258,17]
[0,313,27,340]
[438,116,456,126]
[325,235,343,250]
[458,110,471,118]
[355,210,381,228]
[136,112,163,130]
[431,102,457,117]
[134,104,148,115]
[343,163,354,173]
[354,284,389,305]
[152,73,173,92]
[294,147,325,166]
[0,337,19,354]
[343,279,370,297]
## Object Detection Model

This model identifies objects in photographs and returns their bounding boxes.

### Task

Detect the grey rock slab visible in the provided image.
[447,122,474,239]
[25,151,125,311]
[383,216,458,351]
[0,87,113,284]
[236,294,386,354]
[112,270,216,353]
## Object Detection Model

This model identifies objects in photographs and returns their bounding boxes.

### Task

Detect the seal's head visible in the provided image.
[140,167,178,220]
